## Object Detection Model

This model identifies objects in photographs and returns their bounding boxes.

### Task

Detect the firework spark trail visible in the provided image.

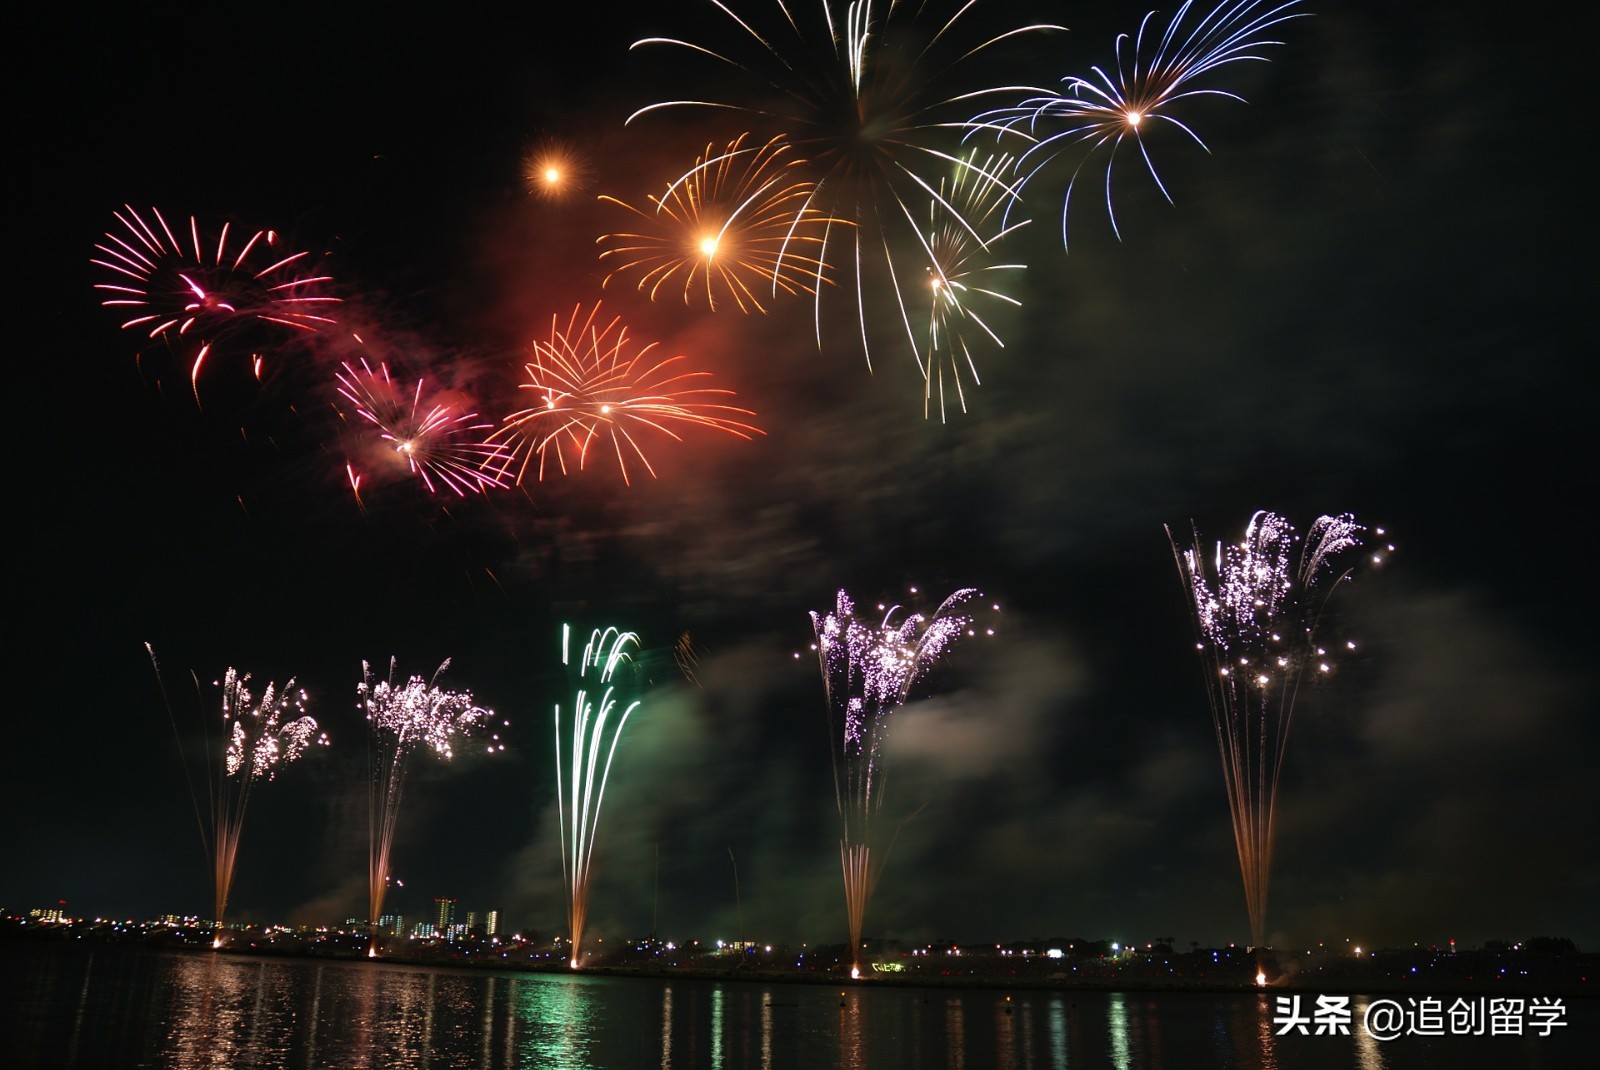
[599,133,833,314]
[674,630,703,689]
[360,658,502,955]
[91,205,340,399]
[973,0,1305,248]
[919,148,1028,421]
[146,647,326,949]
[207,668,326,945]
[334,352,510,497]
[1167,510,1387,953]
[554,624,644,969]
[488,302,764,487]
[808,586,992,977]
[628,1,1059,391]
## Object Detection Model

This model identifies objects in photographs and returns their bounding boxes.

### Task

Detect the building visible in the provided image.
[434,897,456,937]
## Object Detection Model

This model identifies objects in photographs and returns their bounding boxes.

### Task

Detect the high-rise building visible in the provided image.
[484,910,499,937]
[434,897,456,935]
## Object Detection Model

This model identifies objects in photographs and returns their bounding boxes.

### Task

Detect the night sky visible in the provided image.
[11,2,1593,953]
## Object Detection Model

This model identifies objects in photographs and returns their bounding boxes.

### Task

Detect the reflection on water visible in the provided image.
[1254,993,1280,1070]
[516,975,593,1068]
[943,995,965,1070]
[166,955,288,1069]
[760,991,773,1070]
[993,997,1016,1070]
[839,986,866,1070]
[306,963,324,1070]
[1351,997,1387,1070]
[660,984,673,1070]
[712,984,725,1069]
[479,976,494,1069]
[0,943,1581,1069]
[1048,996,1068,1070]
[1109,991,1131,1070]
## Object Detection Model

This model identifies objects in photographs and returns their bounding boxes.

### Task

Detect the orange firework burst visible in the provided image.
[598,133,834,314]
[629,1,1059,382]
[91,205,339,398]
[522,139,591,200]
[489,303,763,486]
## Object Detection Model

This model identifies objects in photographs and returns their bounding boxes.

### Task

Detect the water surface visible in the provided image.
[1,942,1587,1069]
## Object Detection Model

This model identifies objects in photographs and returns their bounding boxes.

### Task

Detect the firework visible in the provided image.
[629,1,1058,383]
[673,630,703,689]
[334,352,510,497]
[554,624,644,968]
[209,668,325,944]
[360,658,501,954]
[599,133,832,314]
[808,586,991,978]
[91,205,339,398]
[1167,510,1387,950]
[523,138,591,200]
[919,149,1028,421]
[976,0,1305,246]
[488,302,763,486]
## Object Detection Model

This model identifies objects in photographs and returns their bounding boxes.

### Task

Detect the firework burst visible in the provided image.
[598,133,833,314]
[1167,510,1388,950]
[554,625,644,969]
[975,0,1306,247]
[91,205,339,399]
[360,658,502,954]
[334,351,510,497]
[204,667,325,945]
[918,149,1027,421]
[629,1,1058,386]
[523,138,591,201]
[488,302,763,486]
[808,585,995,977]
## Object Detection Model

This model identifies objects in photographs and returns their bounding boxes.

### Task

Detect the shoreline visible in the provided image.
[7,927,1587,999]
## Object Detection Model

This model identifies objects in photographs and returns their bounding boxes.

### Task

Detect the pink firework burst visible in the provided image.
[91,205,340,397]
[489,303,763,486]
[334,354,509,497]
[806,584,999,978]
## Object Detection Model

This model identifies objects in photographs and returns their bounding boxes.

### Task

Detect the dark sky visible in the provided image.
[11,2,1593,953]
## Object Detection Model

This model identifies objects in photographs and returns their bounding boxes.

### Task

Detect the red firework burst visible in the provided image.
[489,303,762,486]
[91,205,340,397]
